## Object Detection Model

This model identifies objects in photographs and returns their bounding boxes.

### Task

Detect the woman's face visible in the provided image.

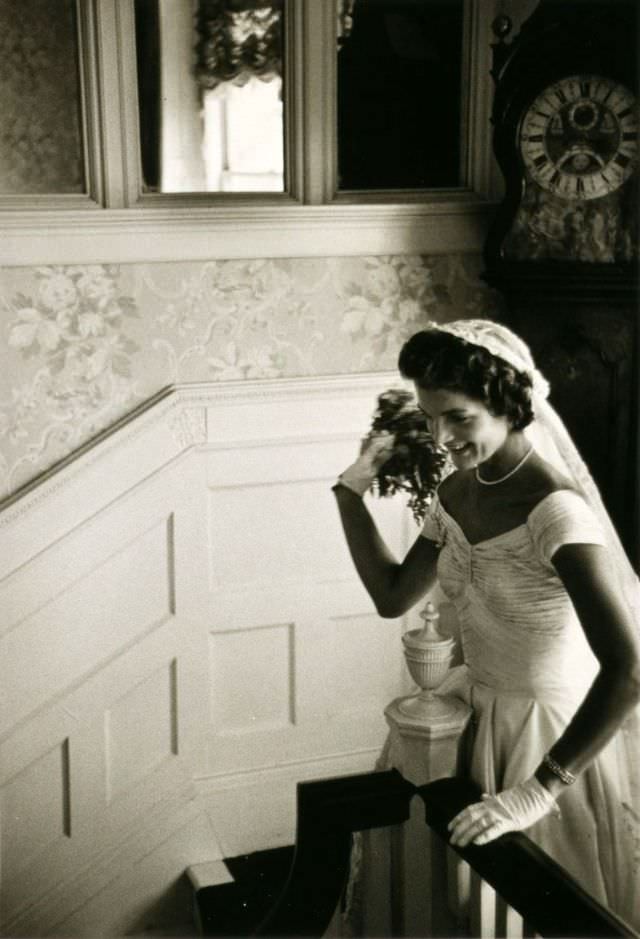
[415,385,510,470]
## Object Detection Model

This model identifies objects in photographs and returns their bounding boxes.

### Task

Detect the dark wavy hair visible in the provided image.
[398,328,534,431]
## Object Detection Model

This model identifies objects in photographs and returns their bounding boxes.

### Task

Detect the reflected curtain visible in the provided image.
[195,0,283,91]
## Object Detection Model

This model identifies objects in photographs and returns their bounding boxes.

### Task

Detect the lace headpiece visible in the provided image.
[435,318,551,400]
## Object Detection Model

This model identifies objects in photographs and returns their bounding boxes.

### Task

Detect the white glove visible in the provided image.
[337,431,395,496]
[448,776,558,847]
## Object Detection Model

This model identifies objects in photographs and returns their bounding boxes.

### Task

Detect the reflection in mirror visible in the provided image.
[135,0,284,194]
[337,0,465,191]
[0,0,85,194]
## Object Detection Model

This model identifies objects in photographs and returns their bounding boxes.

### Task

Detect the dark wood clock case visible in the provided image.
[482,0,639,569]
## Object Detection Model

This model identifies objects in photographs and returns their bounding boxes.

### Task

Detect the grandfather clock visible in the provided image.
[482,0,639,569]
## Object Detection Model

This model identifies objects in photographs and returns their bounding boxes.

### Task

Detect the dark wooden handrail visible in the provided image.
[253,769,637,938]
[253,769,415,936]
[419,777,637,939]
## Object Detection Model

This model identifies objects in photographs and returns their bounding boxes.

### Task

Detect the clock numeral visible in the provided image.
[555,88,568,104]
[622,132,637,141]
[617,107,633,120]
[602,86,614,104]
[533,154,549,169]
[586,176,599,196]
[527,134,544,143]
[549,170,561,188]
[576,177,585,197]
[536,110,551,120]
[614,153,631,168]
[579,81,591,98]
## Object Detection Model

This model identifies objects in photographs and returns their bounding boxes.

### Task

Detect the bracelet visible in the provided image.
[542,753,577,786]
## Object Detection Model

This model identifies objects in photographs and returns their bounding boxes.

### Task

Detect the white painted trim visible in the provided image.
[466,0,502,200]
[301,0,336,204]
[187,861,234,892]
[77,0,104,206]
[0,200,492,265]
[195,745,382,791]
[0,372,398,524]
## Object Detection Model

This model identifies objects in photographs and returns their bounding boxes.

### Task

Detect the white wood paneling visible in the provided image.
[0,372,422,934]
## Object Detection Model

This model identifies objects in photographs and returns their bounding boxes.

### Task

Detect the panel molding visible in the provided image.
[0,370,420,931]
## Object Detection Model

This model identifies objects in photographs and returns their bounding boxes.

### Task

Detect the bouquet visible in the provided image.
[366,388,450,523]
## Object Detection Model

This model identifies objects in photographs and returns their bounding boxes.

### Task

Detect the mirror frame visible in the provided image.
[0,0,502,265]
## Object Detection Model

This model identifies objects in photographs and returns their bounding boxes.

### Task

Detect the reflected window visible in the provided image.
[135,0,284,194]
[337,0,465,191]
[203,77,283,192]
[0,0,85,194]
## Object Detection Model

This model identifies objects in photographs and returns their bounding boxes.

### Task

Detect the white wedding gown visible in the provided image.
[418,488,640,931]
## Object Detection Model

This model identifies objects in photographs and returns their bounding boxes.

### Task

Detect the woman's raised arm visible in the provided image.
[332,482,439,618]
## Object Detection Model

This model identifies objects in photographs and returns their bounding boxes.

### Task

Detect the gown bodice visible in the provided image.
[421,488,606,703]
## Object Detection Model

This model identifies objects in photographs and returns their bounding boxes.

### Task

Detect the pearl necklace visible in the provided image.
[475,446,534,486]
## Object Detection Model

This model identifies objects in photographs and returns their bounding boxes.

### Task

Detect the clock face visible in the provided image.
[519,75,638,200]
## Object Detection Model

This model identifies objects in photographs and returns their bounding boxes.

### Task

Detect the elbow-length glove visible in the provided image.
[337,431,395,496]
[448,776,558,847]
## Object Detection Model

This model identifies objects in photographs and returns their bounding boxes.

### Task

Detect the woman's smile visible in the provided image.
[446,441,476,466]
[415,386,512,470]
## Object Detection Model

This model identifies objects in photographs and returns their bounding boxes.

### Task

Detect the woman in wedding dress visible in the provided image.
[332,320,640,930]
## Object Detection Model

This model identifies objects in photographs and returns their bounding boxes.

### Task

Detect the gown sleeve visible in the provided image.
[528,490,607,567]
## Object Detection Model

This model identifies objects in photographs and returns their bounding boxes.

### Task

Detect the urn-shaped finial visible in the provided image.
[418,601,441,641]
[398,599,456,721]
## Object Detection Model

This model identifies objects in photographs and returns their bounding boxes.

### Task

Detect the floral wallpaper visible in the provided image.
[0,253,502,501]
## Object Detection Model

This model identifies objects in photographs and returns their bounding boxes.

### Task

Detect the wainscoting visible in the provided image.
[0,373,420,936]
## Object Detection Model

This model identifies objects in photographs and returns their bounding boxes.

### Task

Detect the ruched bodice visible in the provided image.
[429,491,600,702]
[414,488,639,929]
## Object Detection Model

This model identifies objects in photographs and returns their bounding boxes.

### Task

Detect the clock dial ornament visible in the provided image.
[519,75,638,202]
[483,1,639,269]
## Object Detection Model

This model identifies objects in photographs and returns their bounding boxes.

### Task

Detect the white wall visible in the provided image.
[0,373,423,936]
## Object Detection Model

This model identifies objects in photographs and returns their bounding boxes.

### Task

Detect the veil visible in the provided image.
[435,319,640,852]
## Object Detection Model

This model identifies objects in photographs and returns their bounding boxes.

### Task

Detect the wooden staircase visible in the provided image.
[189,770,637,938]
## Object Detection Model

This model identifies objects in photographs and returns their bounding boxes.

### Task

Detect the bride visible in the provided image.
[332,319,640,930]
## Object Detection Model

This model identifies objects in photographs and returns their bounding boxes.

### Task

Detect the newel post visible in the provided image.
[360,602,473,938]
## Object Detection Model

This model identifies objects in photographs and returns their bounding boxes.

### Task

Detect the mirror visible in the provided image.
[134,0,467,197]
[135,0,285,194]
[337,0,466,191]
[0,0,85,195]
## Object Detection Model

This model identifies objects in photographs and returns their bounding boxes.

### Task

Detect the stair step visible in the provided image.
[193,846,295,937]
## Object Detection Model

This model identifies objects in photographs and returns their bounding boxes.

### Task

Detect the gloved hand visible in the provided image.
[448,776,558,847]
[337,431,396,496]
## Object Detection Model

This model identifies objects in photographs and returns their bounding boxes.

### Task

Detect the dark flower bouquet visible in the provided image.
[367,388,450,523]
